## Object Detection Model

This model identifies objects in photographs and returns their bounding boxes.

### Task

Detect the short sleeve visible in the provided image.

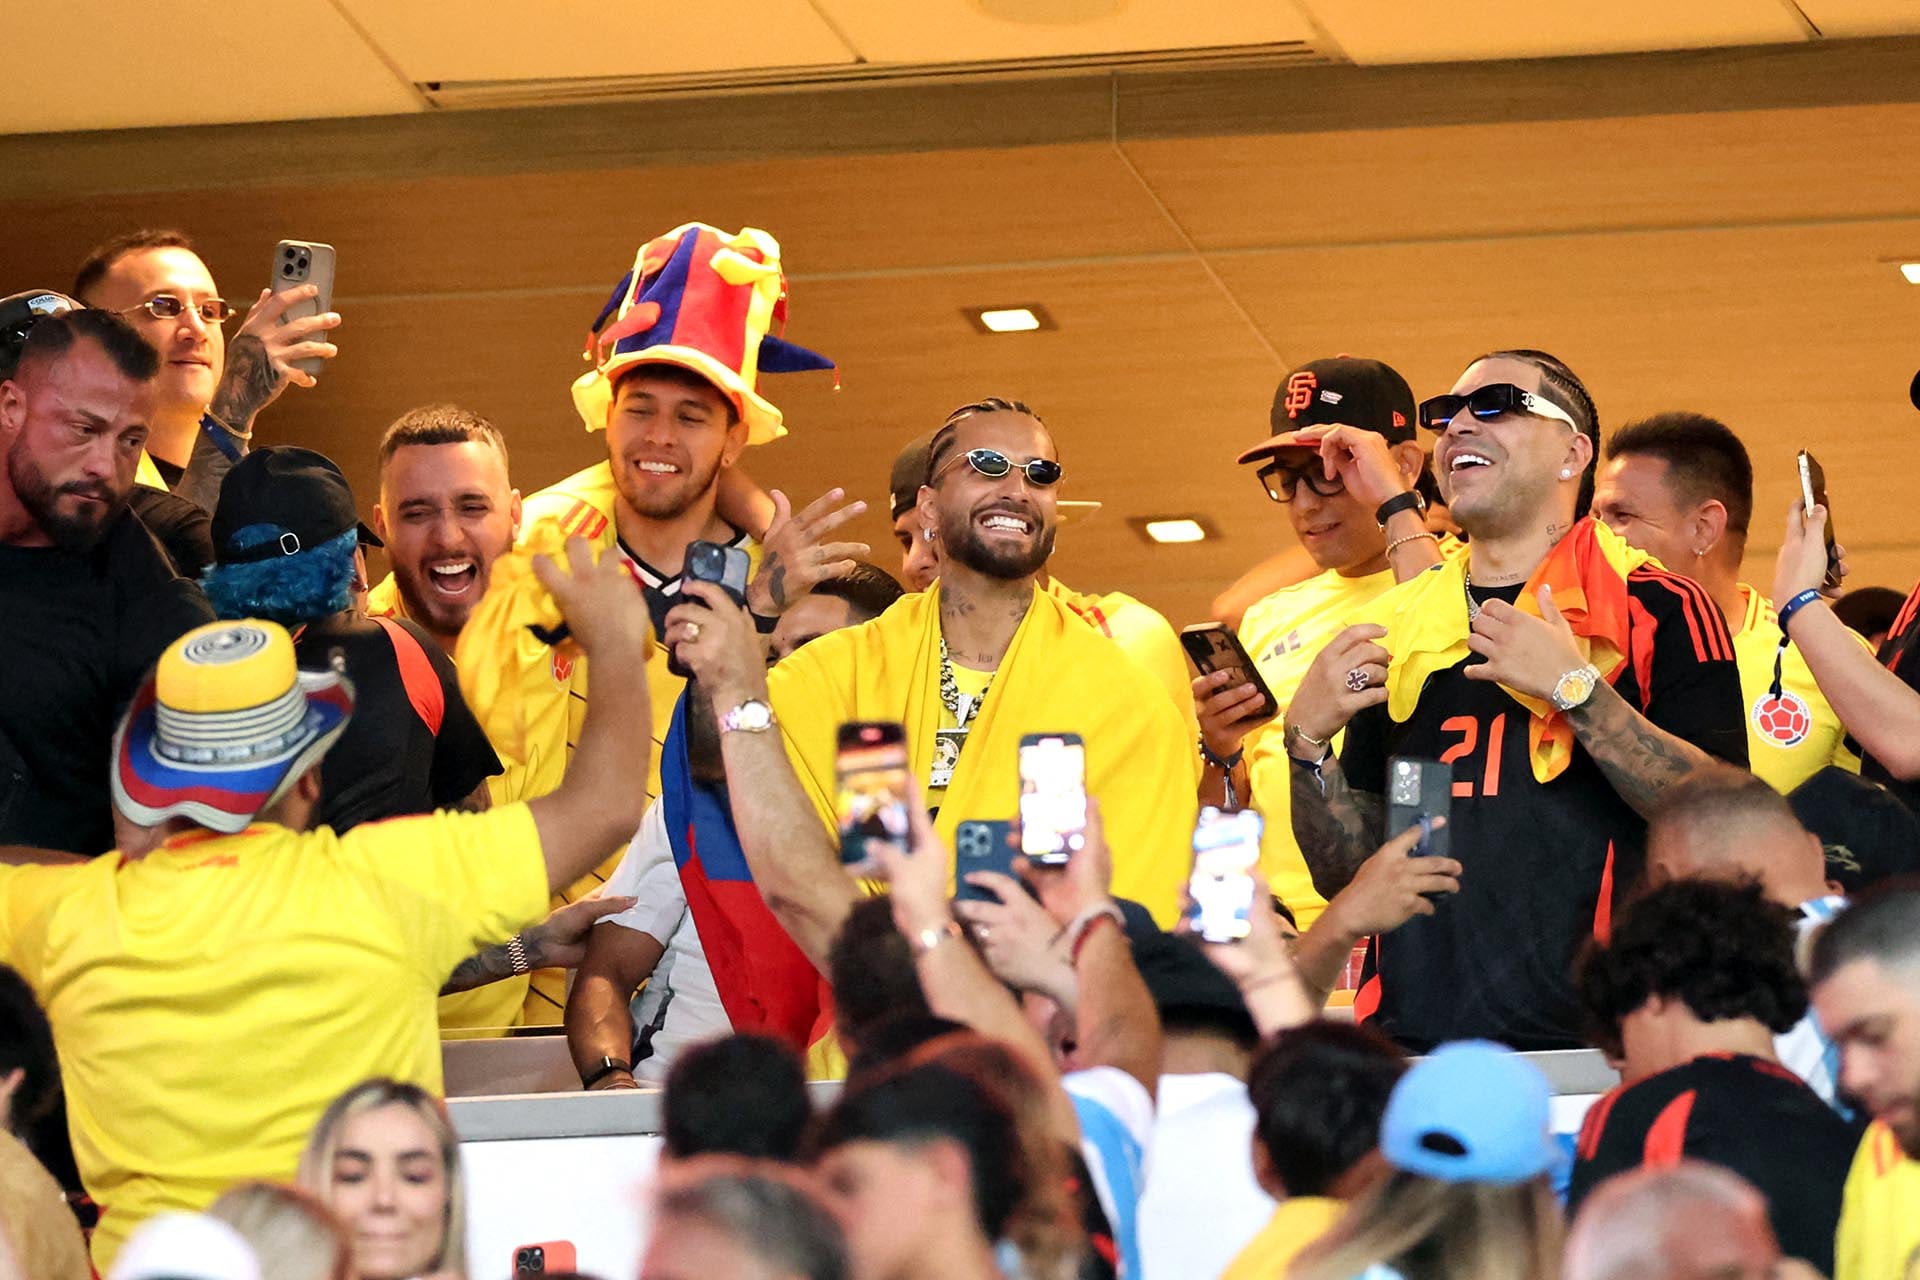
[0,861,81,987]
[341,805,550,983]
[414,622,504,806]
[602,804,687,943]
[1629,571,1749,767]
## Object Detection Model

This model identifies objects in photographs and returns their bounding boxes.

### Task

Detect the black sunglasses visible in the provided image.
[933,447,1063,488]
[1418,383,1580,432]
[1255,459,1344,504]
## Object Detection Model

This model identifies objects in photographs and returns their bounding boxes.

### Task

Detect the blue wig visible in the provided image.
[201,527,358,625]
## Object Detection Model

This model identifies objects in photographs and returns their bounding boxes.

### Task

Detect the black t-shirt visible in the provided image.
[298,615,501,833]
[1340,566,1748,1051]
[0,514,214,855]
[127,485,214,579]
[1863,579,1920,809]
[1569,1053,1859,1275]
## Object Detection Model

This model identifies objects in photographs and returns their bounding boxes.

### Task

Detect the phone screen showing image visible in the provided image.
[1018,733,1086,865]
[1190,807,1263,943]
[837,722,910,870]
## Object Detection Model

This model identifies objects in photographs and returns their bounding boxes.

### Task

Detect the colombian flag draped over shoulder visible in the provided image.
[661,695,823,1049]
[766,585,1198,924]
[1359,517,1654,783]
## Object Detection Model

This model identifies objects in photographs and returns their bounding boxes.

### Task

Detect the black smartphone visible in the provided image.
[669,539,754,677]
[955,819,1015,903]
[1797,450,1843,592]
[1179,623,1280,721]
[1189,806,1263,944]
[836,721,911,873]
[1386,756,1452,861]
[1018,732,1087,867]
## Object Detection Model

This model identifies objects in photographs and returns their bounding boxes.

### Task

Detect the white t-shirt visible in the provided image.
[1779,894,1849,1112]
[1137,1072,1276,1280]
[1064,1066,1155,1278]
[603,802,733,1084]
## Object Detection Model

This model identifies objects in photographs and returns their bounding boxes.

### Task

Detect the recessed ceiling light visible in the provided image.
[1140,518,1209,544]
[962,304,1057,334]
[1901,263,1920,285]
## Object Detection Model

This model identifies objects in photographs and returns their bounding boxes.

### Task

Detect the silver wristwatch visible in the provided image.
[719,698,777,733]
[1549,664,1601,712]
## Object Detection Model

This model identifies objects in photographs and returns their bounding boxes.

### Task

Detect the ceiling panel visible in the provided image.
[815,0,1318,63]
[1796,0,1920,37]
[1293,0,1807,64]
[0,1,420,134]
[337,0,854,81]
[1122,101,1920,251]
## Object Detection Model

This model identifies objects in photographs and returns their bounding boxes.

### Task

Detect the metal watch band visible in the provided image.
[506,934,532,975]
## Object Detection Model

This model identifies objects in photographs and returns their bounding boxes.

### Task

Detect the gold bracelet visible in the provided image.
[1385,530,1440,556]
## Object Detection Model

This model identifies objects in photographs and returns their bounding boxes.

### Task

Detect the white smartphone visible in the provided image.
[269,240,336,379]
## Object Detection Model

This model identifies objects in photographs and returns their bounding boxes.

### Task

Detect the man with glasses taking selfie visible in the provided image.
[1286,349,1747,1051]
[1199,356,1446,928]
[73,229,341,514]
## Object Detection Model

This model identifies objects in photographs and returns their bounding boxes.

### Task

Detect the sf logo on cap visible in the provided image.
[1284,371,1319,420]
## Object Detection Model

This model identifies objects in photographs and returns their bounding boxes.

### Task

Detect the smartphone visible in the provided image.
[1387,756,1453,861]
[269,240,336,379]
[1179,623,1279,721]
[836,721,911,872]
[668,539,754,677]
[1189,806,1263,943]
[512,1241,576,1277]
[1018,732,1087,866]
[955,819,1015,903]
[1796,450,1843,592]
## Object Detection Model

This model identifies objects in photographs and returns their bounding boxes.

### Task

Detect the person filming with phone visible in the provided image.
[1287,349,1747,1052]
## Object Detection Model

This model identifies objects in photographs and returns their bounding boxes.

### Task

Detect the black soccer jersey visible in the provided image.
[1863,579,1920,810]
[1339,564,1747,1051]
[1569,1053,1859,1276]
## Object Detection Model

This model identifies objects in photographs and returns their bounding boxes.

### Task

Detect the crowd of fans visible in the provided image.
[5,217,1920,1280]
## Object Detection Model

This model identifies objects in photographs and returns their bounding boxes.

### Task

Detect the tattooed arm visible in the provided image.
[1291,753,1388,899]
[745,487,871,616]
[206,287,342,437]
[1564,680,1715,817]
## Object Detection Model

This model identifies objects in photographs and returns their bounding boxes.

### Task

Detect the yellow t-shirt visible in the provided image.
[930,661,994,810]
[1219,1195,1346,1280]
[1238,567,1400,926]
[0,807,549,1270]
[1732,584,1863,794]
[1045,579,1201,741]
[1836,1120,1920,1280]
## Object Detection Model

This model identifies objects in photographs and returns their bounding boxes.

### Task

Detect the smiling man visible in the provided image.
[1286,349,1747,1051]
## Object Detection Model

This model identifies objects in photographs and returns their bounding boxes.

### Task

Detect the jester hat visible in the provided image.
[572,223,834,445]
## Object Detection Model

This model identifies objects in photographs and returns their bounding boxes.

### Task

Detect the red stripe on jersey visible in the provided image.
[1354,972,1383,1024]
[1083,604,1113,637]
[1577,1086,1622,1160]
[1593,842,1616,944]
[1631,567,1733,662]
[560,499,587,531]
[1888,581,1920,673]
[1642,1089,1698,1167]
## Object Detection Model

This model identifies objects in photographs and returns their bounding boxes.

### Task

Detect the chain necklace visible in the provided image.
[939,638,993,728]
[1465,569,1482,624]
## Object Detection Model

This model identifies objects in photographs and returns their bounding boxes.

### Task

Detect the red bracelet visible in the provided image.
[1070,911,1121,964]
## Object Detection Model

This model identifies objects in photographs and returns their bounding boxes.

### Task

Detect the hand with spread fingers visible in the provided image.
[954,869,1077,1007]
[208,285,342,433]
[1285,623,1391,752]
[1194,667,1277,762]
[746,487,872,616]
[1464,583,1586,700]
[664,580,768,709]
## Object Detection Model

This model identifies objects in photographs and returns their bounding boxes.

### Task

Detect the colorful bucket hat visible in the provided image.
[112,620,354,834]
[572,222,835,446]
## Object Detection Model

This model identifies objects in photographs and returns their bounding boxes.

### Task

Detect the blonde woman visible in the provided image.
[298,1080,466,1280]
[1290,1041,1564,1280]
[209,1182,352,1280]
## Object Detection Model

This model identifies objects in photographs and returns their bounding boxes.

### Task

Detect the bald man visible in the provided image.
[1564,1162,1823,1280]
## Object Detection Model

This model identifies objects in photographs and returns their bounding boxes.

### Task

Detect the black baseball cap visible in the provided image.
[212,446,382,565]
[1236,355,1417,466]
[889,432,935,520]
[1789,767,1920,894]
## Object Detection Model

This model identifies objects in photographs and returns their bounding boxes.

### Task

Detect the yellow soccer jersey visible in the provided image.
[1732,585,1862,794]
[1238,567,1400,926]
[1835,1121,1920,1280]
[0,807,548,1270]
[1045,579,1201,741]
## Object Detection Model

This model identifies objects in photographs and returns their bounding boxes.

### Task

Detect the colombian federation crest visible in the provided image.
[1752,690,1813,748]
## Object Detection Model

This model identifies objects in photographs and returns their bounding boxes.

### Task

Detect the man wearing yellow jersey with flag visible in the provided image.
[1199,357,1445,928]
[1592,412,1861,793]
[1808,885,1920,1280]
[886,414,1198,741]
[454,223,849,1022]
[670,398,1197,925]
[0,537,655,1270]
[1287,350,1747,1052]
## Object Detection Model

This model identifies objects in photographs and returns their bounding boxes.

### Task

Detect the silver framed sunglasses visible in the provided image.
[933,447,1064,488]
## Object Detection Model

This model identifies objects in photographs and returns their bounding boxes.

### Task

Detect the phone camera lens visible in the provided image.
[282,264,295,277]
[282,247,296,260]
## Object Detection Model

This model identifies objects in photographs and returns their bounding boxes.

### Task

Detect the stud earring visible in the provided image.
[924,527,936,542]
[1560,469,1572,479]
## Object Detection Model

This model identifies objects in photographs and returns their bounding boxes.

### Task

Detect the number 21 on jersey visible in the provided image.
[1439,713,1507,798]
